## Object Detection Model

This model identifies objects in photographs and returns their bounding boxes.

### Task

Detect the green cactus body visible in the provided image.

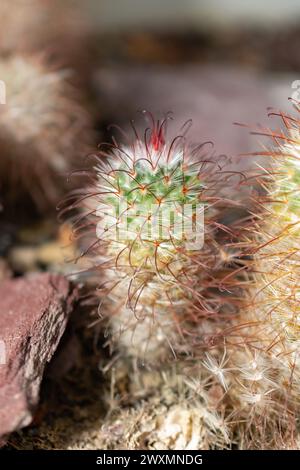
[73,117,239,362]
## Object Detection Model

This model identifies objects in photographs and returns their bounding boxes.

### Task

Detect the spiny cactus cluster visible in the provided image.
[67,115,243,364]
[75,105,300,448]
[251,112,300,345]
[66,107,300,449]
[241,108,300,443]
[190,106,300,448]
[0,55,91,209]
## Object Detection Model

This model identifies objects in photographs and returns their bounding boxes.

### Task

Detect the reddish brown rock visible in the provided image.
[0,273,78,443]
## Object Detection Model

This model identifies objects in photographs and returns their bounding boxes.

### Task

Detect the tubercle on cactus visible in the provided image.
[63,113,244,364]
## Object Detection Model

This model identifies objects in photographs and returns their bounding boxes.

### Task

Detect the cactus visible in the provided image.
[241,107,300,445]
[240,107,300,380]
[193,106,300,449]
[251,116,300,346]
[0,55,92,209]
[67,114,242,364]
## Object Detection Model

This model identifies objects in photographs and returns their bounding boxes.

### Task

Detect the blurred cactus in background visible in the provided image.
[0,55,92,210]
